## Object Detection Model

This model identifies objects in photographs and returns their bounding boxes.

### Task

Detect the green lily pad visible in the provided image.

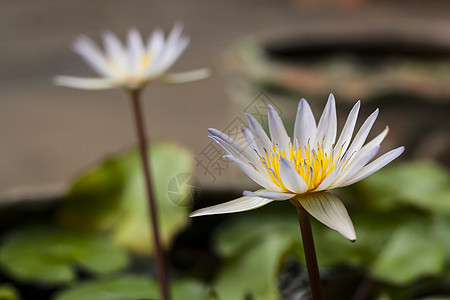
[58,142,194,254]
[0,226,129,285]
[0,284,19,300]
[213,207,300,300]
[53,276,212,300]
[371,223,445,285]
[354,161,450,213]
[313,211,420,267]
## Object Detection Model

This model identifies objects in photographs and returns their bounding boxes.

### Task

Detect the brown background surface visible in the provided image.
[1,0,449,199]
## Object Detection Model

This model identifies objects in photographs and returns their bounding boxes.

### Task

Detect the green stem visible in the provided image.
[129,89,171,300]
[294,202,323,300]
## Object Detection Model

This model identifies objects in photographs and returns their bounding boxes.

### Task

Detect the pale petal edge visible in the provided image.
[278,157,309,194]
[242,190,295,200]
[54,76,116,90]
[190,195,274,217]
[342,146,405,187]
[297,192,356,241]
[159,68,211,84]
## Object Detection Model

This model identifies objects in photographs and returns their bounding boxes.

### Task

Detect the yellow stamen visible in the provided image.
[259,141,339,193]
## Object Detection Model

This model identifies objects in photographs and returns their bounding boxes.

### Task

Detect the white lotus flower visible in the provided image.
[55,24,210,90]
[190,94,405,241]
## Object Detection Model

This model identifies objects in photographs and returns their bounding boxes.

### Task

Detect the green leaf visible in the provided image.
[53,276,211,300]
[313,211,419,267]
[213,208,300,300]
[354,161,450,213]
[371,223,445,285]
[58,142,194,254]
[0,226,129,285]
[0,284,20,300]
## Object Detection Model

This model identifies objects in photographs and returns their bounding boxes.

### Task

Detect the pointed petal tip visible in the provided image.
[342,228,357,242]
[189,193,275,217]
[299,192,356,241]
[160,68,211,84]
[298,98,309,107]
[172,22,184,30]
[207,128,219,135]
[128,27,140,35]
[328,93,335,101]
[53,76,63,85]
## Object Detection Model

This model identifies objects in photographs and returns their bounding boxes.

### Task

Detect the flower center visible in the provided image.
[259,141,343,192]
[138,54,152,74]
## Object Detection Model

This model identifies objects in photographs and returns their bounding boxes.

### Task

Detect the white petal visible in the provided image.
[334,127,389,183]
[167,23,184,45]
[314,94,337,154]
[224,155,284,192]
[242,127,258,154]
[278,157,309,194]
[190,193,273,217]
[342,146,405,186]
[331,145,381,188]
[147,36,190,78]
[159,68,211,84]
[147,24,189,77]
[268,105,290,153]
[54,76,115,90]
[297,192,356,241]
[243,190,295,200]
[147,28,165,55]
[208,129,268,175]
[72,36,114,78]
[127,28,145,75]
[314,163,344,191]
[245,113,273,155]
[358,126,389,156]
[294,98,316,149]
[102,31,127,72]
[333,101,360,158]
[208,128,248,154]
[345,109,379,161]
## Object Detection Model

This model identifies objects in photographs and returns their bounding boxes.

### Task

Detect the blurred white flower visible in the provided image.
[191,94,405,241]
[55,24,210,90]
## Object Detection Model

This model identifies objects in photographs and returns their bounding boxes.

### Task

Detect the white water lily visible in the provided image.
[55,24,210,90]
[190,94,404,241]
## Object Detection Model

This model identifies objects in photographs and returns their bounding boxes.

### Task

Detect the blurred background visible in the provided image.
[0,1,449,299]
[1,0,449,196]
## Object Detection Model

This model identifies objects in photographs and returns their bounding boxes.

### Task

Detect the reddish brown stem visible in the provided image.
[295,204,323,300]
[129,89,171,300]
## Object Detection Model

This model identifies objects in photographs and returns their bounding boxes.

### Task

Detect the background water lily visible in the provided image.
[54,24,213,300]
[191,94,404,242]
[54,24,210,90]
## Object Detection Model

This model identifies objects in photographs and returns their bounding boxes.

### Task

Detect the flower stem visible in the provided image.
[295,203,323,300]
[129,89,171,300]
